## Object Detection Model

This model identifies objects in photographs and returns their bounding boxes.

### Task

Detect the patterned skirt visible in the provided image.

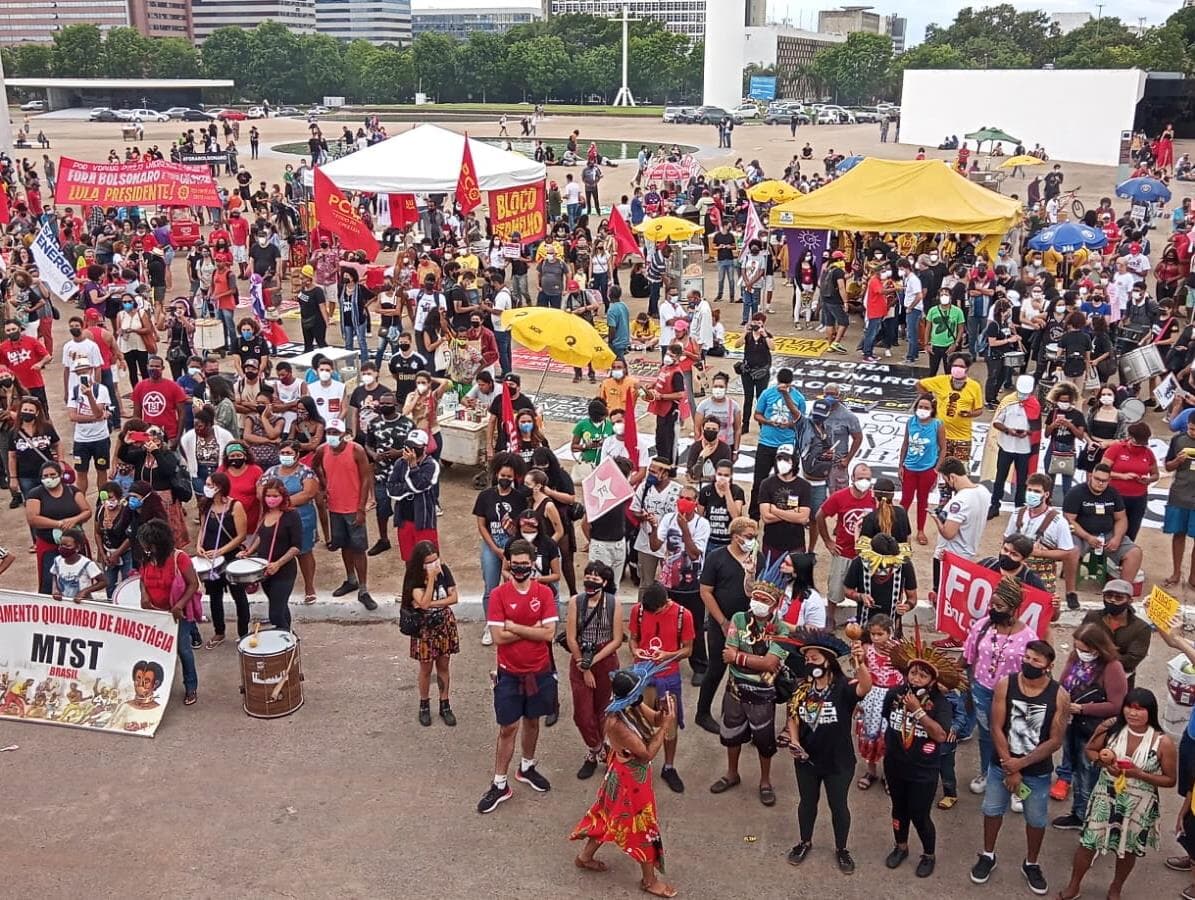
[156,489,190,549]
[570,754,664,872]
[855,684,890,765]
[1079,756,1162,858]
[409,608,460,662]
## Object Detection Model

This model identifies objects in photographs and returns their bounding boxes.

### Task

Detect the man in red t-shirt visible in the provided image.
[628,581,695,791]
[861,269,889,361]
[815,463,877,608]
[131,355,186,442]
[227,209,251,277]
[1,319,50,408]
[478,539,558,814]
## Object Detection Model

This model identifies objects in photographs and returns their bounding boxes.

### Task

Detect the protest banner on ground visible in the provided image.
[0,591,177,737]
[935,552,1053,642]
[54,157,221,207]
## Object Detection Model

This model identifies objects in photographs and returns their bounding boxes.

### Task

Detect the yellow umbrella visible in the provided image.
[705,165,745,181]
[998,154,1045,170]
[500,307,615,370]
[634,215,702,242]
[747,179,799,203]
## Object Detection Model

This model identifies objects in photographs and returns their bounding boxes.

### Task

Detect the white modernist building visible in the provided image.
[702,0,746,109]
[900,68,1148,167]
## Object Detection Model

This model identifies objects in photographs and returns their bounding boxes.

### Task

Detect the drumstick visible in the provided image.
[269,647,299,702]
[248,621,260,649]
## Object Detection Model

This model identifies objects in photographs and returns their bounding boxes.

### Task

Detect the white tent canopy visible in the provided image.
[317,123,546,194]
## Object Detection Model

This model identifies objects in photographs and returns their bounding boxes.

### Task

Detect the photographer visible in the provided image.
[565,561,624,780]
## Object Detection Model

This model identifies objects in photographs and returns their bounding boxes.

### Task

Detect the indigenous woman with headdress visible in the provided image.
[880,625,967,878]
[856,476,912,559]
[843,532,918,635]
[854,613,904,790]
[570,660,678,899]
[782,627,871,874]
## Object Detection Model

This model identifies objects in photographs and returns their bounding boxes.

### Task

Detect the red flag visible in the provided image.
[456,134,482,215]
[313,167,379,258]
[387,193,420,229]
[0,187,11,226]
[622,386,639,467]
[500,382,519,449]
[608,205,639,264]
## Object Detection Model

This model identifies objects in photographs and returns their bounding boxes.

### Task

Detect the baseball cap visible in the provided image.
[301,264,315,278]
[830,250,845,260]
[674,319,689,333]
[811,399,831,419]
[566,279,580,292]
[776,443,795,458]
[405,428,429,447]
[72,357,92,372]
[84,308,100,321]
[325,418,346,433]
[1130,242,1141,253]
[1103,579,1132,596]
[1015,374,1035,394]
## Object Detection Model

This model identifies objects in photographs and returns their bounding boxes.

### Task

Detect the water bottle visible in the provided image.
[1094,533,1104,557]
[440,389,459,420]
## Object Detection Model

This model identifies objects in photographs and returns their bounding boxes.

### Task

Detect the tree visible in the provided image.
[509,35,569,101]
[51,24,103,78]
[100,27,151,78]
[411,32,459,101]
[298,34,347,103]
[459,32,510,103]
[809,32,894,104]
[201,27,252,80]
[359,47,415,104]
[924,5,1056,67]
[146,38,201,78]
[247,21,302,102]
[4,45,53,78]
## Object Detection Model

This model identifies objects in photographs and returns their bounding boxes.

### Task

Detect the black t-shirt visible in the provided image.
[1063,483,1125,537]
[881,687,954,782]
[236,334,270,364]
[684,440,732,484]
[713,232,736,261]
[1058,329,1093,376]
[792,676,861,774]
[12,427,60,479]
[296,285,326,325]
[248,242,280,276]
[488,392,537,451]
[472,486,530,546]
[986,320,1016,358]
[349,383,386,435]
[757,474,811,552]
[589,500,628,543]
[843,557,917,617]
[698,482,745,547]
[822,266,846,305]
[858,506,912,546]
[447,283,472,331]
[28,484,81,542]
[1047,407,1086,453]
[388,351,429,405]
[699,545,749,618]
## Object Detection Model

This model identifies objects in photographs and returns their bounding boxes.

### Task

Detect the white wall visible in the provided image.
[703,1,745,110]
[899,69,1147,167]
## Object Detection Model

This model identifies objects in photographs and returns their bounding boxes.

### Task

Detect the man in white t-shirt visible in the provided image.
[563,174,583,229]
[600,409,650,486]
[488,269,513,376]
[902,259,925,364]
[307,357,347,422]
[1005,471,1080,615]
[629,457,683,592]
[407,274,447,356]
[67,358,112,494]
[688,289,713,352]
[60,315,103,404]
[932,456,991,649]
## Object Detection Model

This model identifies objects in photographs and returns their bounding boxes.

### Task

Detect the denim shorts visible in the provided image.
[982,764,1050,828]
[1165,505,1195,538]
[494,669,557,726]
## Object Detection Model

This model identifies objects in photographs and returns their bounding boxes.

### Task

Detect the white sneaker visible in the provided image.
[969,775,987,795]
[883,348,892,357]
[1011,795,1024,814]
[481,626,493,646]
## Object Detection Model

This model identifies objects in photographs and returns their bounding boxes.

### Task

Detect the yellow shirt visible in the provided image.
[919,375,983,442]
[598,375,639,413]
[535,240,564,262]
[1042,247,1089,277]
[631,319,658,341]
[457,252,480,274]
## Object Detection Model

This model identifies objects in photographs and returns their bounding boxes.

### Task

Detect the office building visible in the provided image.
[130,0,194,40]
[192,0,316,42]
[817,5,905,52]
[745,26,844,98]
[0,0,192,44]
[548,1,764,42]
[412,2,541,39]
[317,0,411,44]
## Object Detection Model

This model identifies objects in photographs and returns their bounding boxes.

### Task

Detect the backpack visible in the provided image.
[801,419,833,481]
[631,602,686,650]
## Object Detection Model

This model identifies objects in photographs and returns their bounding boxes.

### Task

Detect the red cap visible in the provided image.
[84,308,100,320]
[566,279,580,292]
[1130,242,1141,253]
[830,250,845,260]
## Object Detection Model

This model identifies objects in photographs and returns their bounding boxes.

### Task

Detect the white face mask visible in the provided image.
[1076,649,1098,663]
[929,254,939,262]
[613,422,625,436]
[749,599,772,619]
[662,355,676,367]
[1057,401,1071,411]
[327,434,342,448]
[519,531,538,543]
[711,387,726,400]
[318,370,332,383]
[881,270,892,279]
[278,454,296,467]
[776,459,793,475]
[915,408,931,420]
[361,374,375,386]
[416,383,429,395]
[1024,490,1043,509]
[950,367,966,380]
[203,484,218,499]
[1100,394,1115,406]
[939,296,950,305]
[853,478,872,493]
[611,369,625,380]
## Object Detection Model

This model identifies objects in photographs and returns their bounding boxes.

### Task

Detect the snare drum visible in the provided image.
[192,554,225,581]
[111,574,142,608]
[1119,344,1165,385]
[226,557,267,592]
[194,318,223,352]
[1043,342,1061,362]
[237,630,304,718]
[1002,350,1027,369]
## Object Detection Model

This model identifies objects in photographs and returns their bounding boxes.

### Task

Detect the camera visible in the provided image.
[579,643,597,670]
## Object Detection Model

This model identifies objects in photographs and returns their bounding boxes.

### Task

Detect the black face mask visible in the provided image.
[583,581,604,595]
[510,564,534,581]
[6,333,18,342]
[998,554,1020,571]
[1103,600,1129,617]
[989,608,1013,626]
[703,429,719,441]
[19,411,35,422]
[69,328,82,338]
[1021,662,1045,680]
[379,405,397,417]
[399,343,412,352]
[497,477,513,490]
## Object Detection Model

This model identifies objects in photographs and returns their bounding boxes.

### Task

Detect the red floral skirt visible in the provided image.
[570,754,664,873]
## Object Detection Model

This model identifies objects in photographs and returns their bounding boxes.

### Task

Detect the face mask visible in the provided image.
[240,330,254,340]
[611,368,625,380]
[1103,599,1128,617]
[69,327,82,338]
[808,665,826,679]
[327,435,342,448]
[265,495,283,509]
[915,408,931,421]
[776,459,793,475]
[951,367,969,382]
[187,367,200,378]
[998,554,1020,571]
[510,563,534,581]
[939,296,950,305]
[227,457,246,468]
[1076,650,1099,663]
[128,496,143,510]
[749,599,772,618]
[662,355,675,367]
[1016,391,1029,401]
[41,476,60,489]
[584,581,604,595]
[203,484,218,499]
[881,270,892,279]
[519,422,534,434]
[57,544,76,559]
[104,498,119,510]
[1021,662,1045,680]
[853,478,871,493]
[361,374,376,386]
[244,370,259,380]
[677,497,697,516]
[738,536,756,554]
[278,454,296,467]
[258,238,269,247]
[1100,395,1115,406]
[709,385,729,400]
[703,428,719,441]
[318,370,332,383]
[1056,401,1072,411]
[19,412,35,422]
[399,343,411,352]
[929,254,939,263]
[416,383,429,395]
[1024,490,1043,509]
[122,303,134,312]
[613,422,625,436]
[989,608,1013,626]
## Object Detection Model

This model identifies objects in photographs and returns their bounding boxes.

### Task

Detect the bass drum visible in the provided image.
[237,630,304,718]
[111,574,142,609]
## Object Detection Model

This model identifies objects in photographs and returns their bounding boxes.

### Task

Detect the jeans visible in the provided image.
[795,764,853,849]
[537,291,562,310]
[494,330,512,375]
[342,316,369,369]
[989,449,1029,513]
[968,314,988,356]
[1061,725,1098,819]
[585,186,600,214]
[862,317,883,357]
[904,308,922,360]
[262,563,296,632]
[940,741,959,796]
[971,681,996,778]
[480,541,504,617]
[218,308,236,351]
[1043,446,1075,501]
[104,550,133,598]
[590,272,609,307]
[741,371,769,434]
[373,326,402,368]
[695,618,727,719]
[567,202,581,229]
[178,619,199,692]
[740,288,759,324]
[927,344,951,376]
[984,355,1007,406]
[648,280,661,318]
[511,273,531,307]
[716,260,736,299]
[1123,494,1147,541]
[100,368,121,430]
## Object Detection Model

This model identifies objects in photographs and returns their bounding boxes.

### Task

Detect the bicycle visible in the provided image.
[1059,187,1085,220]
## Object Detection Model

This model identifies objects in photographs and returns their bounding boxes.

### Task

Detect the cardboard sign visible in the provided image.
[935,551,1054,642]
[1145,585,1180,634]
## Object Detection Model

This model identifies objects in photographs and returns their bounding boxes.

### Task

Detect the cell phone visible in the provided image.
[127,430,150,443]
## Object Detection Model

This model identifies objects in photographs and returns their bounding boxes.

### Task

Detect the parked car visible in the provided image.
[19,100,44,112]
[816,106,856,125]
[693,105,740,125]
[211,108,247,121]
[307,106,329,117]
[128,108,170,123]
[89,109,123,123]
[168,207,202,249]
[246,106,265,119]
[276,106,299,116]
[763,103,811,126]
[662,106,696,123]
[849,107,881,123]
[179,109,215,122]
[732,102,760,120]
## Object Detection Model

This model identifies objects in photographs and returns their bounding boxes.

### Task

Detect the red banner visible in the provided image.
[456,134,482,215]
[935,551,1053,642]
[489,183,546,244]
[53,157,221,207]
[313,168,379,258]
[387,193,420,229]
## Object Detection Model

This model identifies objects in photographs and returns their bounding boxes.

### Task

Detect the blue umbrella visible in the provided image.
[836,154,864,174]
[1116,176,1172,205]
[1026,222,1108,254]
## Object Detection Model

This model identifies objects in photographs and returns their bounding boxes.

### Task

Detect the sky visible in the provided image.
[770,0,1180,45]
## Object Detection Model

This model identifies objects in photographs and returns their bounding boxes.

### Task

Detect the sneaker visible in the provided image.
[933,636,962,650]
[544,711,558,727]
[969,774,987,795]
[883,348,892,358]
[515,765,551,792]
[885,846,909,869]
[477,782,512,814]
[916,855,935,878]
[418,705,431,726]
[786,842,811,866]
[970,853,997,884]
[836,849,855,874]
[8,494,21,509]
[366,538,391,557]
[577,757,598,780]
[1051,813,1083,831]
[1011,795,1023,813]
[661,767,685,793]
[1021,860,1048,895]
[358,591,378,611]
[1165,855,1194,871]
[1049,779,1071,801]
[331,579,359,598]
[690,669,704,687]
[1066,592,1080,611]
[481,627,493,646]
[694,711,720,734]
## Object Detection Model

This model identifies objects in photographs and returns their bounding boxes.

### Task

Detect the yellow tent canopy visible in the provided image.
[767,158,1021,236]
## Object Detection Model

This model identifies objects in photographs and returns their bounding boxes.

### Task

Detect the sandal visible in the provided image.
[759,785,776,806]
[574,857,608,873]
[856,772,879,791]
[183,691,198,706]
[937,796,958,810]
[1166,575,1182,587]
[709,775,741,794]
[303,594,317,605]
[1054,892,1081,900]
[640,879,678,898]
[204,635,225,650]
[916,531,928,546]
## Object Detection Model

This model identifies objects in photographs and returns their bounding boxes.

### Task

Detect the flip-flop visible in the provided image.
[303,594,317,605]
[856,772,879,790]
[709,775,741,794]
[183,691,198,706]
[574,857,608,872]
[937,796,958,810]
[640,880,678,898]
[759,785,776,806]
